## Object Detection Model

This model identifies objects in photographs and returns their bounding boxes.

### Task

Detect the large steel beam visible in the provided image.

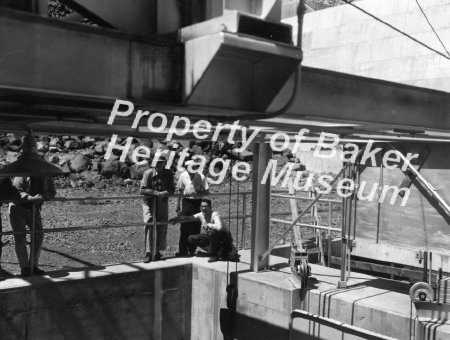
[0,8,183,111]
[1,8,450,135]
[264,66,450,131]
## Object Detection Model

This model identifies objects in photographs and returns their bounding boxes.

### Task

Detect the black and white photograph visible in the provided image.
[0,0,449,339]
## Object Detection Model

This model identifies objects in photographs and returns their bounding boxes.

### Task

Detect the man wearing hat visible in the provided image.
[140,154,175,262]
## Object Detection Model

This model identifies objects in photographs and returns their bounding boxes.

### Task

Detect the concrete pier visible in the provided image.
[0,252,449,339]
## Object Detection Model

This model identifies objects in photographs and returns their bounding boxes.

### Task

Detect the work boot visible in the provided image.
[208,256,218,263]
[32,267,45,275]
[143,252,152,263]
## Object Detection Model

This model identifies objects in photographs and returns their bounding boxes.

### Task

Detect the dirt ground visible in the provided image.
[0,175,342,278]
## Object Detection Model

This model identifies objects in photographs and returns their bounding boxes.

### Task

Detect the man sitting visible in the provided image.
[170,199,239,263]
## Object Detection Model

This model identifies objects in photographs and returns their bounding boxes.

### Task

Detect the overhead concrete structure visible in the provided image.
[300,0,450,91]
[258,0,450,139]
[0,0,449,140]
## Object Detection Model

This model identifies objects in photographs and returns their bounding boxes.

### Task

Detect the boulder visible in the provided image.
[8,144,21,152]
[5,151,18,163]
[129,163,151,180]
[48,154,59,164]
[69,154,90,173]
[37,141,49,153]
[81,136,95,148]
[100,160,130,179]
[94,179,106,189]
[94,141,109,155]
[60,163,71,174]
[49,146,61,153]
[0,135,8,147]
[49,137,61,147]
[64,140,78,150]
[90,160,100,172]
[6,133,21,145]
[58,153,75,166]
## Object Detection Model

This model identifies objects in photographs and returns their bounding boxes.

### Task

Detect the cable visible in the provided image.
[342,0,450,61]
[415,0,450,57]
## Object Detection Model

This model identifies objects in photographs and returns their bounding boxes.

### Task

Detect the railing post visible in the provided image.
[30,203,36,275]
[328,201,332,267]
[152,197,157,261]
[241,193,247,250]
[251,142,271,272]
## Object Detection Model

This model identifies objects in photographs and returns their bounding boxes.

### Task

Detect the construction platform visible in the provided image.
[0,251,447,340]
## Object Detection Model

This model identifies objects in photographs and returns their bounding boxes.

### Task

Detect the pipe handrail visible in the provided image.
[271,193,342,204]
[271,218,341,233]
[290,310,396,340]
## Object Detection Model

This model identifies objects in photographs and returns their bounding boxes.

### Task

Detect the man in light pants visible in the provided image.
[140,155,175,263]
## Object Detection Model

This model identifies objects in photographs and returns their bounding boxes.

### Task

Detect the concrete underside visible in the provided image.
[0,251,449,340]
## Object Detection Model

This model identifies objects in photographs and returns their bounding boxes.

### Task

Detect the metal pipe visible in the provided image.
[151,197,157,261]
[270,194,342,204]
[375,164,383,243]
[423,251,428,283]
[270,219,341,232]
[340,177,347,284]
[251,142,272,271]
[1,191,342,205]
[429,252,433,286]
[30,203,36,275]
[392,148,450,214]
[328,201,332,267]
[289,310,396,340]
[346,168,353,280]
[241,193,247,250]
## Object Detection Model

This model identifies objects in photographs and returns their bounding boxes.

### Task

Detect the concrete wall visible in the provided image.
[286,0,450,92]
[2,257,450,339]
[0,263,192,340]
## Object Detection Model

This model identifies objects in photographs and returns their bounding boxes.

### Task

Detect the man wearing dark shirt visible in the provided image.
[140,155,175,263]
[0,177,20,268]
[9,176,56,276]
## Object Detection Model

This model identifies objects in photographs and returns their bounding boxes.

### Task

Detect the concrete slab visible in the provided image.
[0,251,449,339]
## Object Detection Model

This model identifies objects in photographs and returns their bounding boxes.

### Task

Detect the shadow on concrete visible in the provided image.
[45,265,106,279]
[220,309,313,340]
[348,277,411,294]
[220,309,289,340]
[0,268,14,280]
[269,262,291,271]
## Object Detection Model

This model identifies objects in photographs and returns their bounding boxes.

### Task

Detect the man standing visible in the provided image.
[175,158,209,257]
[140,155,175,263]
[9,176,56,276]
[170,199,238,263]
[0,177,20,268]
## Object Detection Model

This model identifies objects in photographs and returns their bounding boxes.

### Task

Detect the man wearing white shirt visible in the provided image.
[175,159,209,256]
[171,199,236,263]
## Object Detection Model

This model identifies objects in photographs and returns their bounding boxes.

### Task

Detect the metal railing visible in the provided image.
[0,188,342,271]
[0,191,253,271]
[270,191,342,266]
[289,310,397,340]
